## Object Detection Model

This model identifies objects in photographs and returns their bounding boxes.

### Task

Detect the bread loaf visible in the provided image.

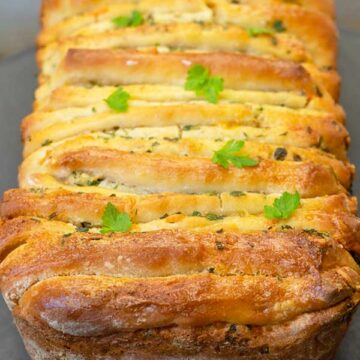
[1,0,359,359]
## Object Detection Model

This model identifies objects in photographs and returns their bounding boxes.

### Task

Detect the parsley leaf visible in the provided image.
[246,27,274,37]
[101,202,132,234]
[105,88,130,112]
[264,192,300,220]
[212,140,258,169]
[272,20,286,33]
[185,64,224,104]
[112,11,144,27]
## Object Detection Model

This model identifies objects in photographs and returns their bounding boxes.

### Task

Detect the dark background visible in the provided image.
[0,1,359,359]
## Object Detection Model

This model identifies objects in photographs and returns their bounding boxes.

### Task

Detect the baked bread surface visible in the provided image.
[0,0,359,359]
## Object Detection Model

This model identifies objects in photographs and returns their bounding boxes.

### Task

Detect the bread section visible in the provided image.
[0,1,359,359]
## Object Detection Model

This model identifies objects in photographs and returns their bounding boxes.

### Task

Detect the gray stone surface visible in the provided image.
[0,1,359,359]
[0,1,40,60]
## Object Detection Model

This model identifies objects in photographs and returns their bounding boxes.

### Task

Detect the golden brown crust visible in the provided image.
[0,228,338,293]
[38,0,339,101]
[40,0,212,29]
[37,23,339,95]
[41,0,335,30]
[37,23,313,76]
[15,270,358,334]
[1,0,359,359]
[39,0,336,66]
[1,217,358,309]
[19,133,354,189]
[23,92,349,160]
[1,190,359,257]
[16,300,355,360]
[49,49,316,96]
[209,0,337,67]
[20,144,344,198]
[2,189,357,222]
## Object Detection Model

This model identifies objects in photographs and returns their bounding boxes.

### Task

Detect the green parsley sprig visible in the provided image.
[112,11,144,27]
[185,64,224,104]
[264,192,300,220]
[105,88,130,112]
[101,202,132,234]
[212,140,258,169]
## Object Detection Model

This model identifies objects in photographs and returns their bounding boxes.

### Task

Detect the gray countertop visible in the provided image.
[0,1,359,359]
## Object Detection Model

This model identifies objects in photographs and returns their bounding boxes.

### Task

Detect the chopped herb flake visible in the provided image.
[192,210,202,217]
[87,179,102,186]
[206,213,224,221]
[272,20,286,33]
[230,191,246,197]
[41,139,53,147]
[183,125,197,131]
[303,229,330,238]
[246,27,274,37]
[247,20,285,38]
[281,224,293,230]
[273,147,288,161]
[76,226,89,233]
[112,11,144,27]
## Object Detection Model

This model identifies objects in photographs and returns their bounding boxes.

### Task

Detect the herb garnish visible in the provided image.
[105,88,130,112]
[101,202,132,234]
[212,140,258,169]
[264,192,300,220]
[112,11,144,27]
[185,64,224,104]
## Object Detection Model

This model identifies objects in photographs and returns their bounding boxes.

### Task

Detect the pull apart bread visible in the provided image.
[1,0,360,359]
